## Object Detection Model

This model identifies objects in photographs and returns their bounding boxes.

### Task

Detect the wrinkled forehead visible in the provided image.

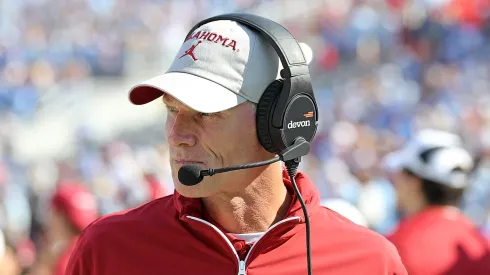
[162,93,192,109]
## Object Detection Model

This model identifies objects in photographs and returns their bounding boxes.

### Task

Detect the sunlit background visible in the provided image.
[1,0,490,274]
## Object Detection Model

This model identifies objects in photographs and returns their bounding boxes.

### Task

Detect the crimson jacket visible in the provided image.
[66,170,407,275]
[388,206,490,275]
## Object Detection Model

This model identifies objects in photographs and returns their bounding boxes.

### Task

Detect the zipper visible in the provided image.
[238,260,246,275]
[187,215,300,275]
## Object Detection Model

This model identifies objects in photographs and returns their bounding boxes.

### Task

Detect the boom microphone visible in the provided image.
[178,156,281,186]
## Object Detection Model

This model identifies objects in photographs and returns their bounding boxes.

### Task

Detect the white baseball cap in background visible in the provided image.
[383,129,474,188]
[383,129,463,171]
[321,198,368,227]
[128,20,313,113]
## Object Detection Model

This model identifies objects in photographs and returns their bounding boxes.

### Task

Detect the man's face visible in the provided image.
[45,209,70,242]
[391,169,421,215]
[163,94,275,198]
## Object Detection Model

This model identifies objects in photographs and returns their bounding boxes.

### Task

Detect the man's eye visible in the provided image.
[166,106,178,113]
[198,112,222,117]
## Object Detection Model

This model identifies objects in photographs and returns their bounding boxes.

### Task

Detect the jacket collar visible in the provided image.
[173,167,321,223]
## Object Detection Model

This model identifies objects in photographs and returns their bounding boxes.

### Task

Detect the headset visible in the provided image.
[184,13,319,275]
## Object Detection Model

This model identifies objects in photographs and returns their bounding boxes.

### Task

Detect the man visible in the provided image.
[65,15,407,275]
[385,129,490,275]
[30,182,98,275]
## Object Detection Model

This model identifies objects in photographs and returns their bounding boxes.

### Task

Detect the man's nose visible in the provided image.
[167,115,197,147]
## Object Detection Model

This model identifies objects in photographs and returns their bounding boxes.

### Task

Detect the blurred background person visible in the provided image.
[385,129,490,274]
[29,182,98,275]
[0,0,489,273]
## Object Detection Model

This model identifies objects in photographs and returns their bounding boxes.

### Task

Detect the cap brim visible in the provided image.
[128,72,247,113]
[382,150,408,172]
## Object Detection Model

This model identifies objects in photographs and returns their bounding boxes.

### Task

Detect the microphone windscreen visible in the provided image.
[178,165,204,186]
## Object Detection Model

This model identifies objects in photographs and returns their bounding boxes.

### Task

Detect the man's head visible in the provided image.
[128,18,312,198]
[384,129,474,216]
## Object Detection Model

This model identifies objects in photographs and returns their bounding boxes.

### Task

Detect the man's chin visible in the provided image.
[174,181,217,199]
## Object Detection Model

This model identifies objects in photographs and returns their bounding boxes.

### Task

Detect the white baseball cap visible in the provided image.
[128,20,311,113]
[384,129,474,188]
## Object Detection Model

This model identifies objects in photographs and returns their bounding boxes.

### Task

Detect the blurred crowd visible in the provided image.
[1,0,490,273]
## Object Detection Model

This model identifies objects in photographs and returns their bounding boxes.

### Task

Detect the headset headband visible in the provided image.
[185,13,310,78]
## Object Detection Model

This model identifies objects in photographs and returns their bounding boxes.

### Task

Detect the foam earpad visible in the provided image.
[256,79,284,153]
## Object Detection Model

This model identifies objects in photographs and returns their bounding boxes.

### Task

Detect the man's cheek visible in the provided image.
[164,119,175,137]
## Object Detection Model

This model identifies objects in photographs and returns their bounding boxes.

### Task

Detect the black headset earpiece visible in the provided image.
[260,75,319,154]
[256,79,284,153]
[257,78,319,154]
[186,13,319,157]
